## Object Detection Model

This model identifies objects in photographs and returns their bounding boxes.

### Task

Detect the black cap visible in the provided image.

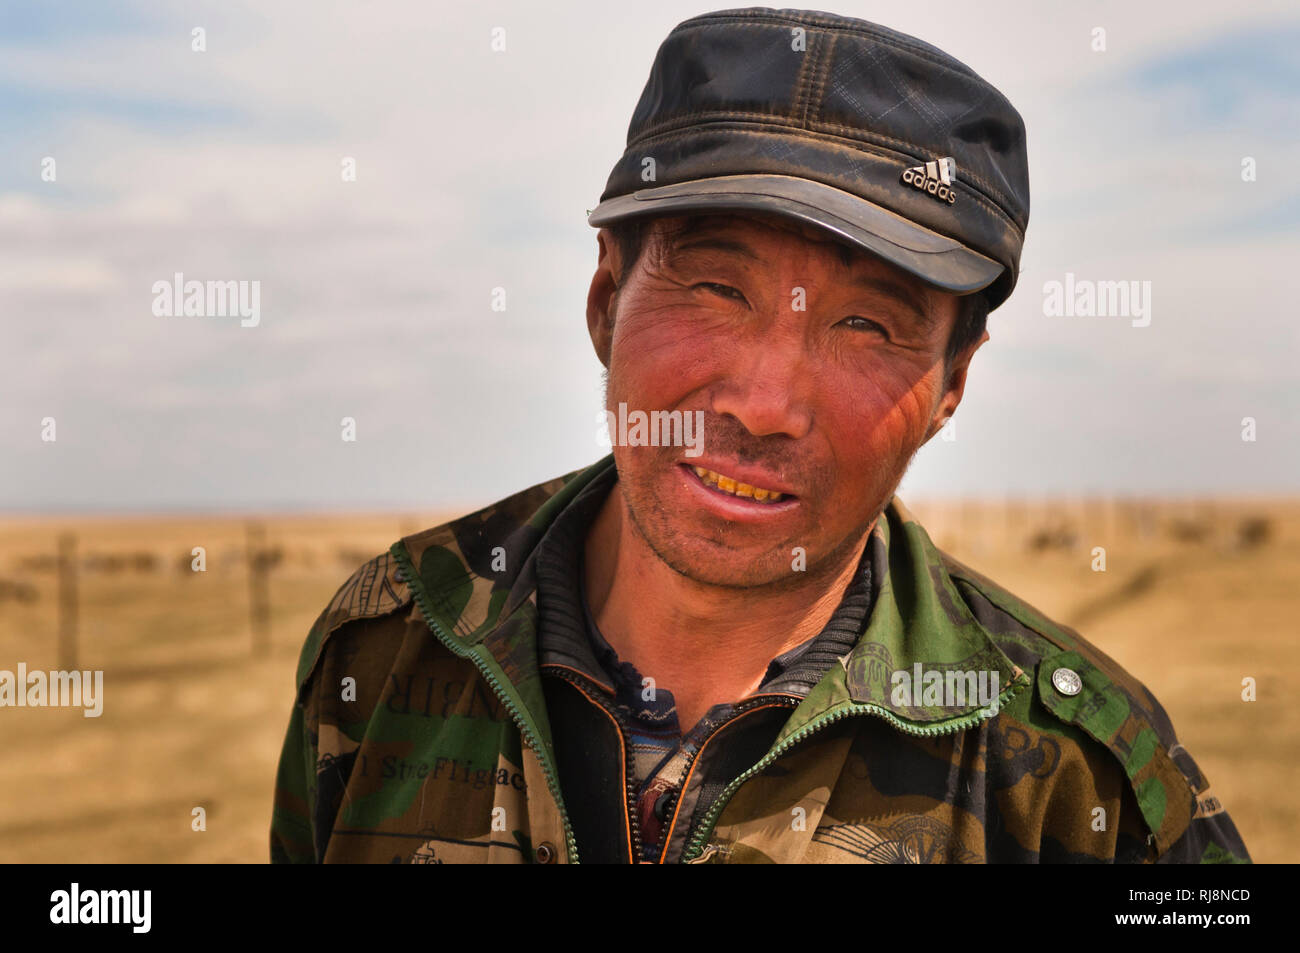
[587,7,1030,311]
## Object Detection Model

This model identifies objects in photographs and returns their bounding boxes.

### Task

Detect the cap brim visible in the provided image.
[586,173,1003,295]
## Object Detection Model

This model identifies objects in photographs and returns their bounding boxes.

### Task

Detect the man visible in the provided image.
[270,7,1250,863]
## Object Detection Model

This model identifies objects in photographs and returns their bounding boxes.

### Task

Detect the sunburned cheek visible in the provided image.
[613,321,726,391]
[615,345,699,392]
[821,372,936,472]
[856,356,941,419]
[628,310,727,349]
[895,369,945,431]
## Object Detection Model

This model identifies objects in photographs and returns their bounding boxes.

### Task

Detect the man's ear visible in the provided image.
[586,229,622,369]
[922,326,990,445]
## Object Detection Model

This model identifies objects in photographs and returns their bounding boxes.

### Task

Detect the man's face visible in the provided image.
[587,211,982,589]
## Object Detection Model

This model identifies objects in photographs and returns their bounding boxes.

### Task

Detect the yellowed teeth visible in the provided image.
[691,465,785,503]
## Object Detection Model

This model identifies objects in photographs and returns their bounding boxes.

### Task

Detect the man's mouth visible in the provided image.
[689,465,788,504]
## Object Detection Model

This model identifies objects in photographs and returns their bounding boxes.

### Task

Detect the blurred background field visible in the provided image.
[0,496,1295,863]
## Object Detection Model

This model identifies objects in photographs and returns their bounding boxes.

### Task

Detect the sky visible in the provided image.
[1,0,1297,512]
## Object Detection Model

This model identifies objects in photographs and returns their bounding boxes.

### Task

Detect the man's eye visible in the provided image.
[695,282,745,301]
[842,316,889,337]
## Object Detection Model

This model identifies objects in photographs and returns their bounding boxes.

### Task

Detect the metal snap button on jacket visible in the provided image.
[535,842,557,864]
[1052,667,1083,697]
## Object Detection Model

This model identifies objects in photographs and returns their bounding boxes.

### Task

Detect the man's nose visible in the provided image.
[710,340,814,440]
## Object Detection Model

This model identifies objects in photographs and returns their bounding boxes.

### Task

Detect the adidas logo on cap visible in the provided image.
[900,157,957,205]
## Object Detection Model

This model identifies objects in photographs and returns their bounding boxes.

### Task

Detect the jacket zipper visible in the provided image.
[391,544,580,865]
[551,666,799,864]
[681,678,1028,862]
[611,703,647,863]
[547,666,644,863]
[657,694,800,863]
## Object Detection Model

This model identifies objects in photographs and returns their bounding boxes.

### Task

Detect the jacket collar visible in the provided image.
[396,454,1027,756]
[786,496,1028,745]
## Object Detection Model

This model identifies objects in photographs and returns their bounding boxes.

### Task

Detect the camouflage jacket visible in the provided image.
[270,454,1251,864]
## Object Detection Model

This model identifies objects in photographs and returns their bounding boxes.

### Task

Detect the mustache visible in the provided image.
[686,412,803,471]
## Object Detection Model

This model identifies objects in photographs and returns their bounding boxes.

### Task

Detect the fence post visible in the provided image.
[246,521,271,656]
[57,533,78,670]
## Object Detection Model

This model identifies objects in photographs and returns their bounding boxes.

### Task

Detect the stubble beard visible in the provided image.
[600,370,904,593]
[611,440,882,593]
